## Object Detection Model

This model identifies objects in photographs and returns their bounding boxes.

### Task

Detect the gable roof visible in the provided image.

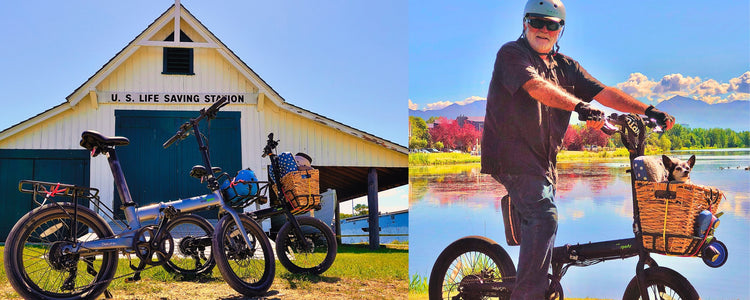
[1,4,405,154]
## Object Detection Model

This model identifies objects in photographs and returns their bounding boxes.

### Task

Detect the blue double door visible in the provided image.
[114,110,242,219]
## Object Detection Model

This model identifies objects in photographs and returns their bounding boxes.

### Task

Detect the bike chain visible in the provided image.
[64,251,164,296]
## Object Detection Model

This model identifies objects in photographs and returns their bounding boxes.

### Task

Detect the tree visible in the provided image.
[353,204,369,216]
[409,116,430,149]
[563,125,582,150]
[429,117,459,149]
[580,126,609,148]
[409,136,428,149]
[455,123,482,152]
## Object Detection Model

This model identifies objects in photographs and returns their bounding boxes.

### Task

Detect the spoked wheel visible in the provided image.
[3,203,118,300]
[428,236,517,300]
[212,214,275,296]
[275,216,337,274]
[622,266,699,300]
[162,214,216,278]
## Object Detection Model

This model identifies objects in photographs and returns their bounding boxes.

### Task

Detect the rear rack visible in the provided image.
[19,180,100,206]
[18,180,129,232]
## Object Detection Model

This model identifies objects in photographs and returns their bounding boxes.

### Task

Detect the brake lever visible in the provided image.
[601,122,619,136]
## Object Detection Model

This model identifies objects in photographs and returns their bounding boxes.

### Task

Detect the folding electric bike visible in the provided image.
[429,113,728,300]
[163,132,337,278]
[4,97,275,299]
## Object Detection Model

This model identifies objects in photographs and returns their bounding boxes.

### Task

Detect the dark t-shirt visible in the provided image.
[480,38,605,184]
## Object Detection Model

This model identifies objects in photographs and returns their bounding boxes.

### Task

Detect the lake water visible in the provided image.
[409,150,750,299]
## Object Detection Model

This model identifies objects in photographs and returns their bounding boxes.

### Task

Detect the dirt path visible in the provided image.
[2,277,407,299]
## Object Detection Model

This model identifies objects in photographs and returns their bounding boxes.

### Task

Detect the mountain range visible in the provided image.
[409,96,750,131]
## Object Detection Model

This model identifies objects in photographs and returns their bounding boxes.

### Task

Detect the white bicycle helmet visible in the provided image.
[524,0,566,25]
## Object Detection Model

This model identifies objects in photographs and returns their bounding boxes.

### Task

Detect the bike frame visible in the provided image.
[56,104,256,257]
[458,115,661,298]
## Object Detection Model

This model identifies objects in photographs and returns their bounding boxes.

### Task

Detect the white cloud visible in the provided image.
[727,92,750,101]
[455,96,486,106]
[425,101,454,110]
[616,73,657,99]
[652,73,701,94]
[408,99,418,110]
[728,71,750,93]
[413,96,487,112]
[618,72,750,104]
[693,79,729,96]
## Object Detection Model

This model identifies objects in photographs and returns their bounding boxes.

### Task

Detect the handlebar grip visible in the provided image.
[163,132,181,149]
[203,96,229,117]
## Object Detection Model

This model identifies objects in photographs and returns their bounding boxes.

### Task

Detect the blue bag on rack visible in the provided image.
[278,152,299,177]
[221,169,259,201]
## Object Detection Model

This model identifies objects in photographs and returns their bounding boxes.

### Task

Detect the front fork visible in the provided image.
[636,250,659,300]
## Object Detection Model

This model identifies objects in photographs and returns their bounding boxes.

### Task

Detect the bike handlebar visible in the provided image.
[600,113,662,136]
[163,96,230,148]
[262,133,279,157]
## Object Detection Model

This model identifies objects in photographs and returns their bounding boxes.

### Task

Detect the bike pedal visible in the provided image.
[126,273,142,282]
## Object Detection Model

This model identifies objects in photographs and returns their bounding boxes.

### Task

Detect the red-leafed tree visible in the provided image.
[429,117,459,149]
[455,123,482,152]
[580,126,609,147]
[563,125,583,150]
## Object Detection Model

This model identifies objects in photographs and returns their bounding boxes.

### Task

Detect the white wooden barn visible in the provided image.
[0,3,407,242]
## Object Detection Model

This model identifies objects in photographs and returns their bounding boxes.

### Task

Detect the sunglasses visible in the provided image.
[525,18,562,31]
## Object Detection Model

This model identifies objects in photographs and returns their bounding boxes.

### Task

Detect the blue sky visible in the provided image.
[409,0,750,111]
[0,1,407,146]
[0,1,408,213]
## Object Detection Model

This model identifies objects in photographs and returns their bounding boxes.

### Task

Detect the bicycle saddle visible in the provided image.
[80,130,130,153]
[190,165,222,179]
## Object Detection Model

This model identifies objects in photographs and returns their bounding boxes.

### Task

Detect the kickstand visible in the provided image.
[104,289,113,299]
[127,259,147,282]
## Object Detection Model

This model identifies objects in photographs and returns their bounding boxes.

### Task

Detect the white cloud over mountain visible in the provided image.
[411,96,487,111]
[413,72,750,111]
[616,72,750,104]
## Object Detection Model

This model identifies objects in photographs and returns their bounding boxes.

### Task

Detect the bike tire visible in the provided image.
[428,236,517,300]
[162,214,216,277]
[4,203,118,300]
[275,216,337,274]
[212,214,275,296]
[622,266,699,300]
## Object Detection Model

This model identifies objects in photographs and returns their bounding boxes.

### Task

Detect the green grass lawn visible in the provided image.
[0,244,408,299]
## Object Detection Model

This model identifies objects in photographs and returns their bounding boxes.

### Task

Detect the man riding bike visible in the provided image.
[480,0,675,298]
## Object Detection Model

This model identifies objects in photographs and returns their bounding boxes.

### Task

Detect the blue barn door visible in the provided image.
[0,150,90,240]
[114,110,241,219]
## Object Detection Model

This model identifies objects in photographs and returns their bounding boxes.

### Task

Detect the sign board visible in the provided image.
[97,92,257,105]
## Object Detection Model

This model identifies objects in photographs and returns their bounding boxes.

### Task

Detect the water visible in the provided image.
[409,150,750,299]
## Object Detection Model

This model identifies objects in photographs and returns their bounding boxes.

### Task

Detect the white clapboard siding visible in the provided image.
[0,3,406,212]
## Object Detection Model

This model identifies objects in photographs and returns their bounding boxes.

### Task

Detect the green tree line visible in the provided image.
[411,116,750,152]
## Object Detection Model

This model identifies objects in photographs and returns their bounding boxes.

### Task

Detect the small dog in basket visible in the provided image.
[662,154,696,184]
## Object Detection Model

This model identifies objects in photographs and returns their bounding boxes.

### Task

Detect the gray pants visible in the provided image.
[493,174,558,300]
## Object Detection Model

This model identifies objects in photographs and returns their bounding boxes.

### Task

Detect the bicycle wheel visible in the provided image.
[622,266,699,300]
[212,214,275,296]
[162,214,215,277]
[4,203,118,300]
[275,216,337,274]
[429,236,517,300]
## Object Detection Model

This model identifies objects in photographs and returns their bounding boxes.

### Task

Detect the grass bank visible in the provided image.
[0,244,407,299]
[409,152,480,165]
[409,149,632,166]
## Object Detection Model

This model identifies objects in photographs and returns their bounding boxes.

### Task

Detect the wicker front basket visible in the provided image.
[635,181,723,256]
[280,169,321,215]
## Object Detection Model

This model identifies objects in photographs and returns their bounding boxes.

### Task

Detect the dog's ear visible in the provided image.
[687,155,696,168]
[662,155,674,169]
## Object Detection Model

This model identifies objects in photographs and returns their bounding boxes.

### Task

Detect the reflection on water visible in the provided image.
[410,150,750,298]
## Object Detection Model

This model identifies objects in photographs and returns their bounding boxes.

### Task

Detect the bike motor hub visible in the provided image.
[47,241,80,271]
